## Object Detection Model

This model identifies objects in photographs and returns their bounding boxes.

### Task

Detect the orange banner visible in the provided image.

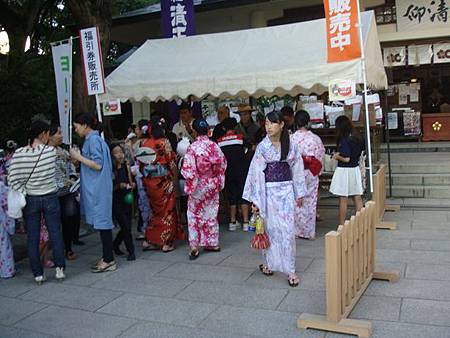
[324,0,361,63]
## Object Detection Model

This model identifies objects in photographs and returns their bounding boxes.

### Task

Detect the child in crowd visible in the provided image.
[329,115,365,225]
[217,118,250,231]
[111,144,136,261]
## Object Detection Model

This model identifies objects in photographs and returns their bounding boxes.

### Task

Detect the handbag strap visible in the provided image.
[21,144,47,191]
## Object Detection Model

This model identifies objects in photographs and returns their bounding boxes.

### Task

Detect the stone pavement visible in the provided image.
[1,207,450,338]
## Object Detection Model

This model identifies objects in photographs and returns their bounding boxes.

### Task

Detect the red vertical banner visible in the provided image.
[324,0,361,63]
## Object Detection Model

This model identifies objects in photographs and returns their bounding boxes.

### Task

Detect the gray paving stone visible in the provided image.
[60,267,113,287]
[97,293,217,328]
[218,253,313,272]
[92,272,192,298]
[365,278,450,301]
[14,305,136,337]
[349,295,401,321]
[406,263,450,281]
[119,321,255,338]
[0,325,56,338]
[19,282,123,311]
[412,210,448,223]
[246,271,325,291]
[296,245,325,258]
[157,262,254,283]
[412,221,450,230]
[0,296,48,325]
[401,298,450,327]
[200,305,325,338]
[0,276,37,297]
[377,229,450,241]
[277,289,325,314]
[143,247,232,266]
[411,239,450,251]
[376,248,450,264]
[175,280,287,310]
[325,319,450,338]
[376,238,411,250]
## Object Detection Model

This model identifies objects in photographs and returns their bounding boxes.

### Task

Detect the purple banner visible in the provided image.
[161,0,196,38]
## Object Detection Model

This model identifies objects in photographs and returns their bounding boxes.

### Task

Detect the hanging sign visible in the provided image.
[51,40,72,145]
[433,42,450,63]
[408,44,433,65]
[79,27,105,95]
[102,99,122,116]
[324,0,361,63]
[329,79,356,101]
[396,0,449,32]
[161,0,196,38]
[383,47,407,66]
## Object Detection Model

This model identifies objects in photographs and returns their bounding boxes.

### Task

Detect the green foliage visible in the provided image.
[0,54,57,145]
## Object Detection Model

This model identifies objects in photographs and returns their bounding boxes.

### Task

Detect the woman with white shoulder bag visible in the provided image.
[8,120,66,284]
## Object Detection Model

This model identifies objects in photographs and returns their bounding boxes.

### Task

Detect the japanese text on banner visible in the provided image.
[397,0,449,31]
[324,0,361,63]
[161,0,196,38]
[79,27,105,95]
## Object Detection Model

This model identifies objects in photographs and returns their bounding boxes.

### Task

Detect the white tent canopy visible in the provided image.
[102,11,387,102]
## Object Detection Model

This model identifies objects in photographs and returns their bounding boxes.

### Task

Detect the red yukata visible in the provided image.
[181,135,227,248]
[140,137,184,247]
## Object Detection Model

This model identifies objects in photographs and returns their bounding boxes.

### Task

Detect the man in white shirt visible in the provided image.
[172,103,195,141]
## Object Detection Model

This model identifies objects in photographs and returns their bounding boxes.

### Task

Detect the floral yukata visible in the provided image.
[243,137,306,275]
[0,158,15,278]
[291,130,325,239]
[181,135,227,248]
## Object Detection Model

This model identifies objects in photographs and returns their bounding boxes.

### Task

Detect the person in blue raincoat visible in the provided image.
[70,113,116,273]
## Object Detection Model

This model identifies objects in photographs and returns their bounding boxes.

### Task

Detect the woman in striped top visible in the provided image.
[8,120,66,284]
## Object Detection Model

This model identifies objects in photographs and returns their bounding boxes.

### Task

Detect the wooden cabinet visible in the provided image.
[422,113,450,141]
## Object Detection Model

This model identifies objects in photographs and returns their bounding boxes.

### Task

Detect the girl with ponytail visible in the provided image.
[243,111,306,287]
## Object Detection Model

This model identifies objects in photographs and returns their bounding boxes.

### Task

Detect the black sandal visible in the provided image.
[204,246,221,252]
[259,264,273,276]
[288,275,300,287]
[189,249,199,260]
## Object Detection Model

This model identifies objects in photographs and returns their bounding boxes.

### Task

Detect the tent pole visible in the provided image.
[356,0,374,194]
[384,92,393,197]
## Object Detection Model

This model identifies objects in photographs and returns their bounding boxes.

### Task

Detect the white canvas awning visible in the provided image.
[102,11,387,102]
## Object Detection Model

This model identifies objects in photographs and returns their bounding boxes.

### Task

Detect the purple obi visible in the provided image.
[264,162,292,182]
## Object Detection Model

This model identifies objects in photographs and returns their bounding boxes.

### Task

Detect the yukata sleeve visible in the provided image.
[88,137,105,168]
[242,144,267,219]
[180,145,197,195]
[290,144,306,199]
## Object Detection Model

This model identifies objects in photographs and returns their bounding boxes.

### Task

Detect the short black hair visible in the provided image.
[281,106,294,117]
[222,117,238,131]
[193,118,209,135]
[179,102,191,112]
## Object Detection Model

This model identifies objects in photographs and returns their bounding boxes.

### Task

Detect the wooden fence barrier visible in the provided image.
[372,165,401,230]
[298,201,400,338]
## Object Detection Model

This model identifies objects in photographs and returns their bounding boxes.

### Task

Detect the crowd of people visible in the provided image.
[0,103,365,287]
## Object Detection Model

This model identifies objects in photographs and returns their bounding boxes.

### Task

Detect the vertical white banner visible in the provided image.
[383,47,407,66]
[51,40,72,145]
[433,43,450,63]
[79,27,105,96]
[408,44,433,65]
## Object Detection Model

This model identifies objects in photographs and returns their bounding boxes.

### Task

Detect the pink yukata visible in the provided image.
[291,130,325,239]
[181,135,227,248]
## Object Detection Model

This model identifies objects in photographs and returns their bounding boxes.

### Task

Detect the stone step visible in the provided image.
[390,185,450,199]
[385,163,450,174]
[381,142,450,153]
[385,173,450,186]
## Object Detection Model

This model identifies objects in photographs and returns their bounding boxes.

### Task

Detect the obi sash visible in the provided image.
[302,155,322,176]
[264,161,292,182]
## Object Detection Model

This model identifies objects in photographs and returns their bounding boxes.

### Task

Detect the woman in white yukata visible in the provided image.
[243,111,306,287]
[291,110,325,240]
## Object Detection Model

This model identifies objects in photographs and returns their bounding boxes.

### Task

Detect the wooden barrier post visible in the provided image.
[372,165,399,230]
[298,202,400,337]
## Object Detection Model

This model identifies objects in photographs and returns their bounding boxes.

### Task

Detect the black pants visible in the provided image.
[99,229,114,263]
[59,193,80,254]
[113,202,135,255]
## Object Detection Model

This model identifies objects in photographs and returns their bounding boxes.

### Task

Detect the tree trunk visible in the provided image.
[67,0,112,116]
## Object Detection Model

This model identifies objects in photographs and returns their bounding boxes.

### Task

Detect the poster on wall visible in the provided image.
[329,79,356,101]
[433,43,450,63]
[387,112,399,129]
[383,47,406,67]
[403,111,421,136]
[396,0,450,32]
[408,44,433,65]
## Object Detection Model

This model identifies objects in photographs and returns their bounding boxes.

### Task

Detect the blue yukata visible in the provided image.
[80,131,113,230]
[0,181,15,278]
[243,137,306,275]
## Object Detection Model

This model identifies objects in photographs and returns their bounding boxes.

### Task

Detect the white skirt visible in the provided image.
[330,167,363,197]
